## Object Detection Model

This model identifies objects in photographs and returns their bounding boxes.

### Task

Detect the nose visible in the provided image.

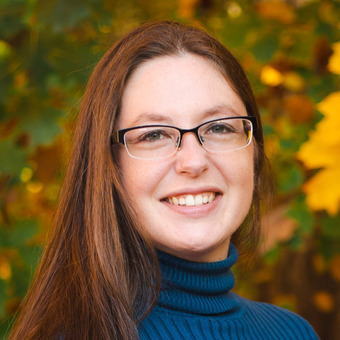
[174,133,209,177]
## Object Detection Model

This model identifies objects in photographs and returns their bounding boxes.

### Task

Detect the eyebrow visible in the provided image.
[128,104,244,127]
[129,113,174,126]
[200,104,242,120]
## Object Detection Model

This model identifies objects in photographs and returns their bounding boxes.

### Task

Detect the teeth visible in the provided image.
[167,193,216,206]
[195,195,203,205]
[186,195,195,206]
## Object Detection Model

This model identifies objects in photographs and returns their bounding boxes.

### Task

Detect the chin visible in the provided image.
[159,238,230,262]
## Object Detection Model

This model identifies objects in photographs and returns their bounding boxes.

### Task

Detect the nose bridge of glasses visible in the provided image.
[177,126,203,149]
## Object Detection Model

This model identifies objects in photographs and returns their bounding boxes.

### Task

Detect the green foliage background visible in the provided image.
[1,0,340,338]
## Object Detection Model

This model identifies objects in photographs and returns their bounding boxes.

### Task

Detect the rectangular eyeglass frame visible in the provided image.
[112,116,258,145]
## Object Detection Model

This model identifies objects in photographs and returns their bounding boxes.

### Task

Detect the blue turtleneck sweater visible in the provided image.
[138,244,319,339]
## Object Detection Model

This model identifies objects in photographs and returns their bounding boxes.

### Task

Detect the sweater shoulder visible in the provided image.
[239,295,319,339]
[139,295,319,340]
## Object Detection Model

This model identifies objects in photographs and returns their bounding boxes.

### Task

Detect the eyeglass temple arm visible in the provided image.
[111,131,124,145]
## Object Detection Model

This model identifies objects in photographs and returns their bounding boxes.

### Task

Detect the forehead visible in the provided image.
[118,54,246,128]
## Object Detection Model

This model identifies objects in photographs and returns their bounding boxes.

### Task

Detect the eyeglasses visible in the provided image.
[113,116,257,160]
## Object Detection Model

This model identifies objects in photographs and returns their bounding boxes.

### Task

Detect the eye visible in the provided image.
[138,129,171,142]
[206,123,235,134]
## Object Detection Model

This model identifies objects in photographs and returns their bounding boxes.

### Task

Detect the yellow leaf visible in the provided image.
[317,91,340,119]
[317,91,340,127]
[313,291,334,313]
[303,168,340,215]
[20,167,33,183]
[312,254,326,274]
[0,256,11,280]
[27,181,43,194]
[297,90,340,215]
[260,65,283,86]
[297,130,340,168]
[178,0,199,18]
[226,2,242,18]
[282,72,305,92]
[297,106,340,169]
[328,42,340,75]
[256,1,296,24]
[0,40,11,58]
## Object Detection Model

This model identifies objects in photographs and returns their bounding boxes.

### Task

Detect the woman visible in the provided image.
[9,21,319,340]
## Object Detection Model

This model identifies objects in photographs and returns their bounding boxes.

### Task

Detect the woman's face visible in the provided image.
[118,54,254,262]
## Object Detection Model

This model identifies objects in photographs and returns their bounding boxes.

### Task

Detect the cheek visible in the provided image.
[118,151,167,199]
[118,151,136,194]
[219,148,254,186]
[230,165,254,203]
[119,153,142,196]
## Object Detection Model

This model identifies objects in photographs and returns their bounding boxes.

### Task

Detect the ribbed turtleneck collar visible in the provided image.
[156,243,241,316]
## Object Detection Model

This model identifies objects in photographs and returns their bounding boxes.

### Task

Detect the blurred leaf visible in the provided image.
[297,92,340,215]
[282,72,305,93]
[0,220,39,247]
[313,291,335,313]
[315,21,337,38]
[262,123,275,136]
[0,140,26,176]
[251,34,279,62]
[256,1,296,24]
[278,164,303,193]
[260,65,283,86]
[19,108,62,147]
[329,41,340,75]
[0,279,6,317]
[287,233,303,249]
[35,0,91,33]
[321,213,340,238]
[0,1,27,38]
[308,74,338,103]
[0,71,12,106]
[264,246,279,265]
[285,30,315,64]
[0,319,9,340]
[287,201,313,234]
[284,94,315,125]
[9,263,32,297]
[312,36,333,73]
[303,168,340,215]
[7,220,39,247]
[19,246,42,268]
[329,255,340,282]
[0,230,7,248]
[220,18,248,49]
[319,233,340,261]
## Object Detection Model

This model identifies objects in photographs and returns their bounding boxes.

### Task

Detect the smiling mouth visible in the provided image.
[165,192,216,207]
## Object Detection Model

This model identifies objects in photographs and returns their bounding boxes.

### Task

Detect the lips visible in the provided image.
[166,192,216,206]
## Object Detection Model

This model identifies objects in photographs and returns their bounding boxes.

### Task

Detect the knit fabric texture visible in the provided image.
[138,244,319,340]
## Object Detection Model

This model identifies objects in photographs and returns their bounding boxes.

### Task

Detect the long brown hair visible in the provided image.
[9,20,271,340]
